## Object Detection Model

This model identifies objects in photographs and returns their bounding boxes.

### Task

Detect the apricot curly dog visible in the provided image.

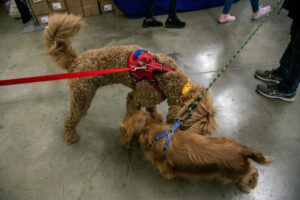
[120,110,273,192]
[44,13,218,144]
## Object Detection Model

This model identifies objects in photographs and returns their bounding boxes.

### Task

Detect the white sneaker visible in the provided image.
[252,5,271,20]
[218,14,236,23]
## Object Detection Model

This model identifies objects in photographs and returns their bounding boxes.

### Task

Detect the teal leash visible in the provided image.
[180,0,284,121]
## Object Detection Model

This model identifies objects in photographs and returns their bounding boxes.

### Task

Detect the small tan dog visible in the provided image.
[120,110,273,192]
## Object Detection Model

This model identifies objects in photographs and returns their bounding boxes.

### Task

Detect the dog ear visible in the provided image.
[138,131,153,150]
[119,123,134,148]
[182,102,219,135]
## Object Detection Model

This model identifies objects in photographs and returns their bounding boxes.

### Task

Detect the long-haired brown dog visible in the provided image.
[44,13,218,144]
[120,110,273,192]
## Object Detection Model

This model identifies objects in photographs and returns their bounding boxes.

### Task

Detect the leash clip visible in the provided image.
[131,65,148,71]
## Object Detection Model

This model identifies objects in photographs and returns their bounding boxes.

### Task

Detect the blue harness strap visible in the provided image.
[133,49,145,60]
[155,119,181,151]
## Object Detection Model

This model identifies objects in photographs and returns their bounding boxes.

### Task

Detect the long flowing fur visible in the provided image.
[120,110,273,192]
[166,83,219,134]
[43,13,84,71]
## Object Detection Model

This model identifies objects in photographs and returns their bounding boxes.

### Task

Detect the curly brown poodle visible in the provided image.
[120,110,273,192]
[44,13,218,144]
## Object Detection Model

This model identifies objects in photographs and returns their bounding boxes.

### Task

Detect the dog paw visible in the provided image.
[247,167,258,188]
[159,169,175,179]
[263,155,274,164]
[64,132,80,144]
[237,167,258,193]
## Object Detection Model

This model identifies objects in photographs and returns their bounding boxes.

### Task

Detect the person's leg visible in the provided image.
[165,0,185,28]
[219,0,236,23]
[274,21,300,74]
[255,23,296,83]
[276,42,293,76]
[143,0,163,27]
[278,51,300,93]
[250,0,259,13]
[256,47,299,102]
[15,0,31,24]
[222,0,234,14]
[251,0,270,20]
[255,41,293,83]
[145,0,155,19]
[278,22,300,93]
[256,21,300,101]
[168,0,177,18]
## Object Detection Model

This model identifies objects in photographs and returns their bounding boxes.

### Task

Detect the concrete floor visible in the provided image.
[0,0,299,199]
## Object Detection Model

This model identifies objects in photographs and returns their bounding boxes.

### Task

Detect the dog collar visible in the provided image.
[155,119,181,151]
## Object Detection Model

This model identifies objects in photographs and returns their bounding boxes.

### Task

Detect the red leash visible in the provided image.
[0,67,132,86]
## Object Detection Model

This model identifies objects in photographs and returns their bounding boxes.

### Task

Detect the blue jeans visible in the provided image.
[277,21,300,93]
[146,0,177,19]
[222,0,259,14]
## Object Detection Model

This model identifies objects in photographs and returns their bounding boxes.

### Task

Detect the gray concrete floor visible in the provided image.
[0,0,299,199]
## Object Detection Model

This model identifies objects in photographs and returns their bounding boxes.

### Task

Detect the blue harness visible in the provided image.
[155,119,181,151]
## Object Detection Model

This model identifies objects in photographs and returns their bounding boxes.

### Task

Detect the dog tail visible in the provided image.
[243,148,274,165]
[43,13,84,70]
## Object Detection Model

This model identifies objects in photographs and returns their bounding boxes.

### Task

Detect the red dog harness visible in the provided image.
[128,49,175,98]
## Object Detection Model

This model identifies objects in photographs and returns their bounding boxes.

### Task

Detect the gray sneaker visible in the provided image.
[255,68,282,83]
[257,84,296,102]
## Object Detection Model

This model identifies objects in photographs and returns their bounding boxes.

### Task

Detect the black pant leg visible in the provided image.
[278,20,300,93]
[168,0,178,18]
[145,0,155,18]
[15,0,31,24]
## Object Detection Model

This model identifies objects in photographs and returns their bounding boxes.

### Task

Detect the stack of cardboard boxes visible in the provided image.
[29,0,118,25]
[29,0,51,25]
[65,0,83,15]
[81,0,99,16]
[29,0,69,25]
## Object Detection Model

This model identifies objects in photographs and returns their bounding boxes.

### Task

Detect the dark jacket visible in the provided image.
[283,0,300,21]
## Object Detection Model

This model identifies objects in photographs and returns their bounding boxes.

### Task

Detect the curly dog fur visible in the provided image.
[120,110,273,192]
[44,13,218,144]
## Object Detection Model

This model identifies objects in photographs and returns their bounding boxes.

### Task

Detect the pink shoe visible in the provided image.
[218,14,236,23]
[252,5,271,20]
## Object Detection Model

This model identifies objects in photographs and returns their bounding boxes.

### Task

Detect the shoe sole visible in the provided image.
[165,24,185,28]
[218,19,235,24]
[142,25,163,28]
[255,73,280,84]
[252,12,270,20]
[256,89,295,102]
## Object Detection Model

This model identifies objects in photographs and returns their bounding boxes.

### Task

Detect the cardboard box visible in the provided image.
[99,0,114,13]
[48,0,66,11]
[82,4,99,16]
[36,14,49,25]
[29,0,47,4]
[81,0,97,6]
[65,0,81,8]
[29,0,51,15]
[68,6,83,15]
[51,10,68,13]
